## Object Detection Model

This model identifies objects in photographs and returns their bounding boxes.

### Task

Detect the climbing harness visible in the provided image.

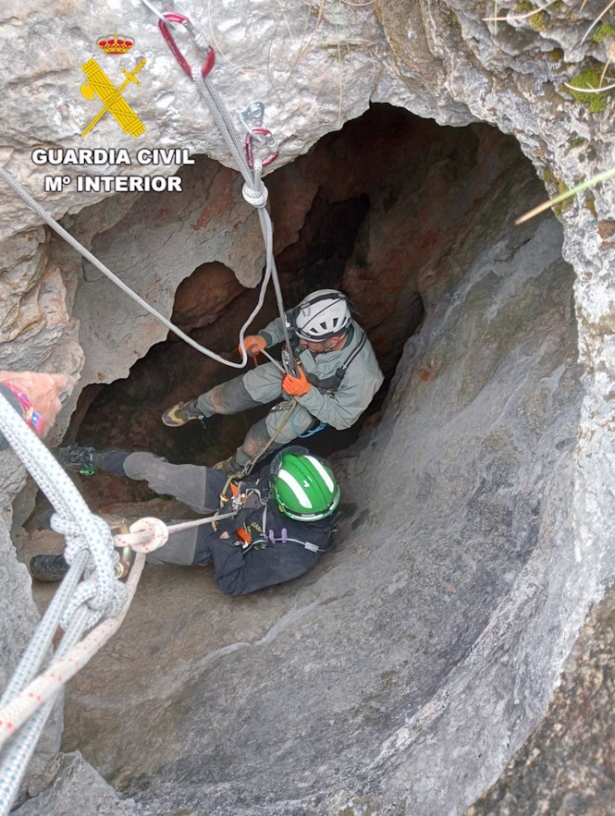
[303,328,367,395]
[289,329,367,438]
[291,415,327,439]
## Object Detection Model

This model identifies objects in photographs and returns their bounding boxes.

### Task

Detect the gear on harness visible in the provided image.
[292,289,352,342]
[303,328,368,395]
[247,499,339,554]
[161,399,204,428]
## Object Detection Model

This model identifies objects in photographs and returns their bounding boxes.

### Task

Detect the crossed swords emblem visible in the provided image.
[80,58,147,138]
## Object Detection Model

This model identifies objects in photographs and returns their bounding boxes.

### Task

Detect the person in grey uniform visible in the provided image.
[162,289,384,473]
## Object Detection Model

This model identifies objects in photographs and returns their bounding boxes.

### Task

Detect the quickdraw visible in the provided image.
[158,12,215,78]
[245,126,279,169]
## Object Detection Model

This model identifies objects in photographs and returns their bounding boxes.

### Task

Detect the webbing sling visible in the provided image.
[304,329,368,395]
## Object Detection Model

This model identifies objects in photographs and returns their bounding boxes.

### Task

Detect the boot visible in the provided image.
[54,443,99,475]
[30,547,135,583]
[161,399,204,427]
[29,553,69,582]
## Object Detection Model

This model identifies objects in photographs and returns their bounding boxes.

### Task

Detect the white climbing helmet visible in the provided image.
[294,289,351,341]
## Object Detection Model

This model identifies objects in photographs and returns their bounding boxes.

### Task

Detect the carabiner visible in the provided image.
[245,127,279,168]
[158,12,215,78]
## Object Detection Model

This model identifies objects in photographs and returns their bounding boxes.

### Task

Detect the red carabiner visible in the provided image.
[245,127,279,169]
[158,12,215,78]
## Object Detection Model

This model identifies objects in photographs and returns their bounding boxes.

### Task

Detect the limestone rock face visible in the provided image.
[58,180,581,816]
[1,1,615,815]
[467,584,615,814]
[13,752,135,816]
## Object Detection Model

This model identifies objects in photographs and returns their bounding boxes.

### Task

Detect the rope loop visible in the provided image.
[60,578,128,631]
[114,517,169,554]
[49,515,91,564]
[242,181,269,208]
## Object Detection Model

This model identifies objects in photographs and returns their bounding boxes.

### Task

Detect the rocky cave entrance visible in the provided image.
[24,103,581,814]
[47,103,526,513]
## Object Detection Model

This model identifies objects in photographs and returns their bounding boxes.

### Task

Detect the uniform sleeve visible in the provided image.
[258,311,293,347]
[295,363,384,430]
[207,538,319,596]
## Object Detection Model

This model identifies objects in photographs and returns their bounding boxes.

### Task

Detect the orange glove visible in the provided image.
[282,364,312,397]
[239,335,267,358]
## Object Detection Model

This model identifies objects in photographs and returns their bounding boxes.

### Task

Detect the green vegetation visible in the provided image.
[552,180,571,217]
[591,23,615,43]
[566,66,608,112]
[529,10,548,30]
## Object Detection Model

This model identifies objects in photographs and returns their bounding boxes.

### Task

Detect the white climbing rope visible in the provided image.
[0,5,300,807]
[0,6,296,372]
[0,392,127,814]
[0,165,268,371]
[0,4,296,374]
[0,512,236,759]
[139,0,297,370]
[0,398,241,816]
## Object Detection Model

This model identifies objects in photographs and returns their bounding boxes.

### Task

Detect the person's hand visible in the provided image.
[0,371,75,437]
[282,365,311,397]
[239,335,267,358]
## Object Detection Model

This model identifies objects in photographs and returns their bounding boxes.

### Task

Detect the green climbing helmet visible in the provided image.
[271,453,341,522]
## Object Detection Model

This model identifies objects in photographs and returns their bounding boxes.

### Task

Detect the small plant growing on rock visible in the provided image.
[591,22,615,42]
[565,65,609,111]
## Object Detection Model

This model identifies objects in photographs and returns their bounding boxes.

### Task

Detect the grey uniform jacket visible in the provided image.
[255,316,384,431]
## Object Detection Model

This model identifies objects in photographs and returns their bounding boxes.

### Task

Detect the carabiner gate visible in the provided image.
[158,12,215,78]
[245,126,279,169]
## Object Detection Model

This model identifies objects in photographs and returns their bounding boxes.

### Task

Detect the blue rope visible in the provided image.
[290,413,327,438]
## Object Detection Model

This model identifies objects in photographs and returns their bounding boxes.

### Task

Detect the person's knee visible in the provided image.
[123,452,165,480]
[242,419,273,457]
[205,377,258,415]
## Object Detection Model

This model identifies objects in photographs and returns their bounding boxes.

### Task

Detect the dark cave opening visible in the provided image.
[40,103,527,514]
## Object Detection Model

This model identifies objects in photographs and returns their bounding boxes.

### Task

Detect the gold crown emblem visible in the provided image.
[97,32,135,55]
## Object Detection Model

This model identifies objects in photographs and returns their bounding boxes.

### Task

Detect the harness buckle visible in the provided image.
[159,12,215,78]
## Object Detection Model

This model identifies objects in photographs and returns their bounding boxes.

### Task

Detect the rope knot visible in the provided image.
[242,181,268,209]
